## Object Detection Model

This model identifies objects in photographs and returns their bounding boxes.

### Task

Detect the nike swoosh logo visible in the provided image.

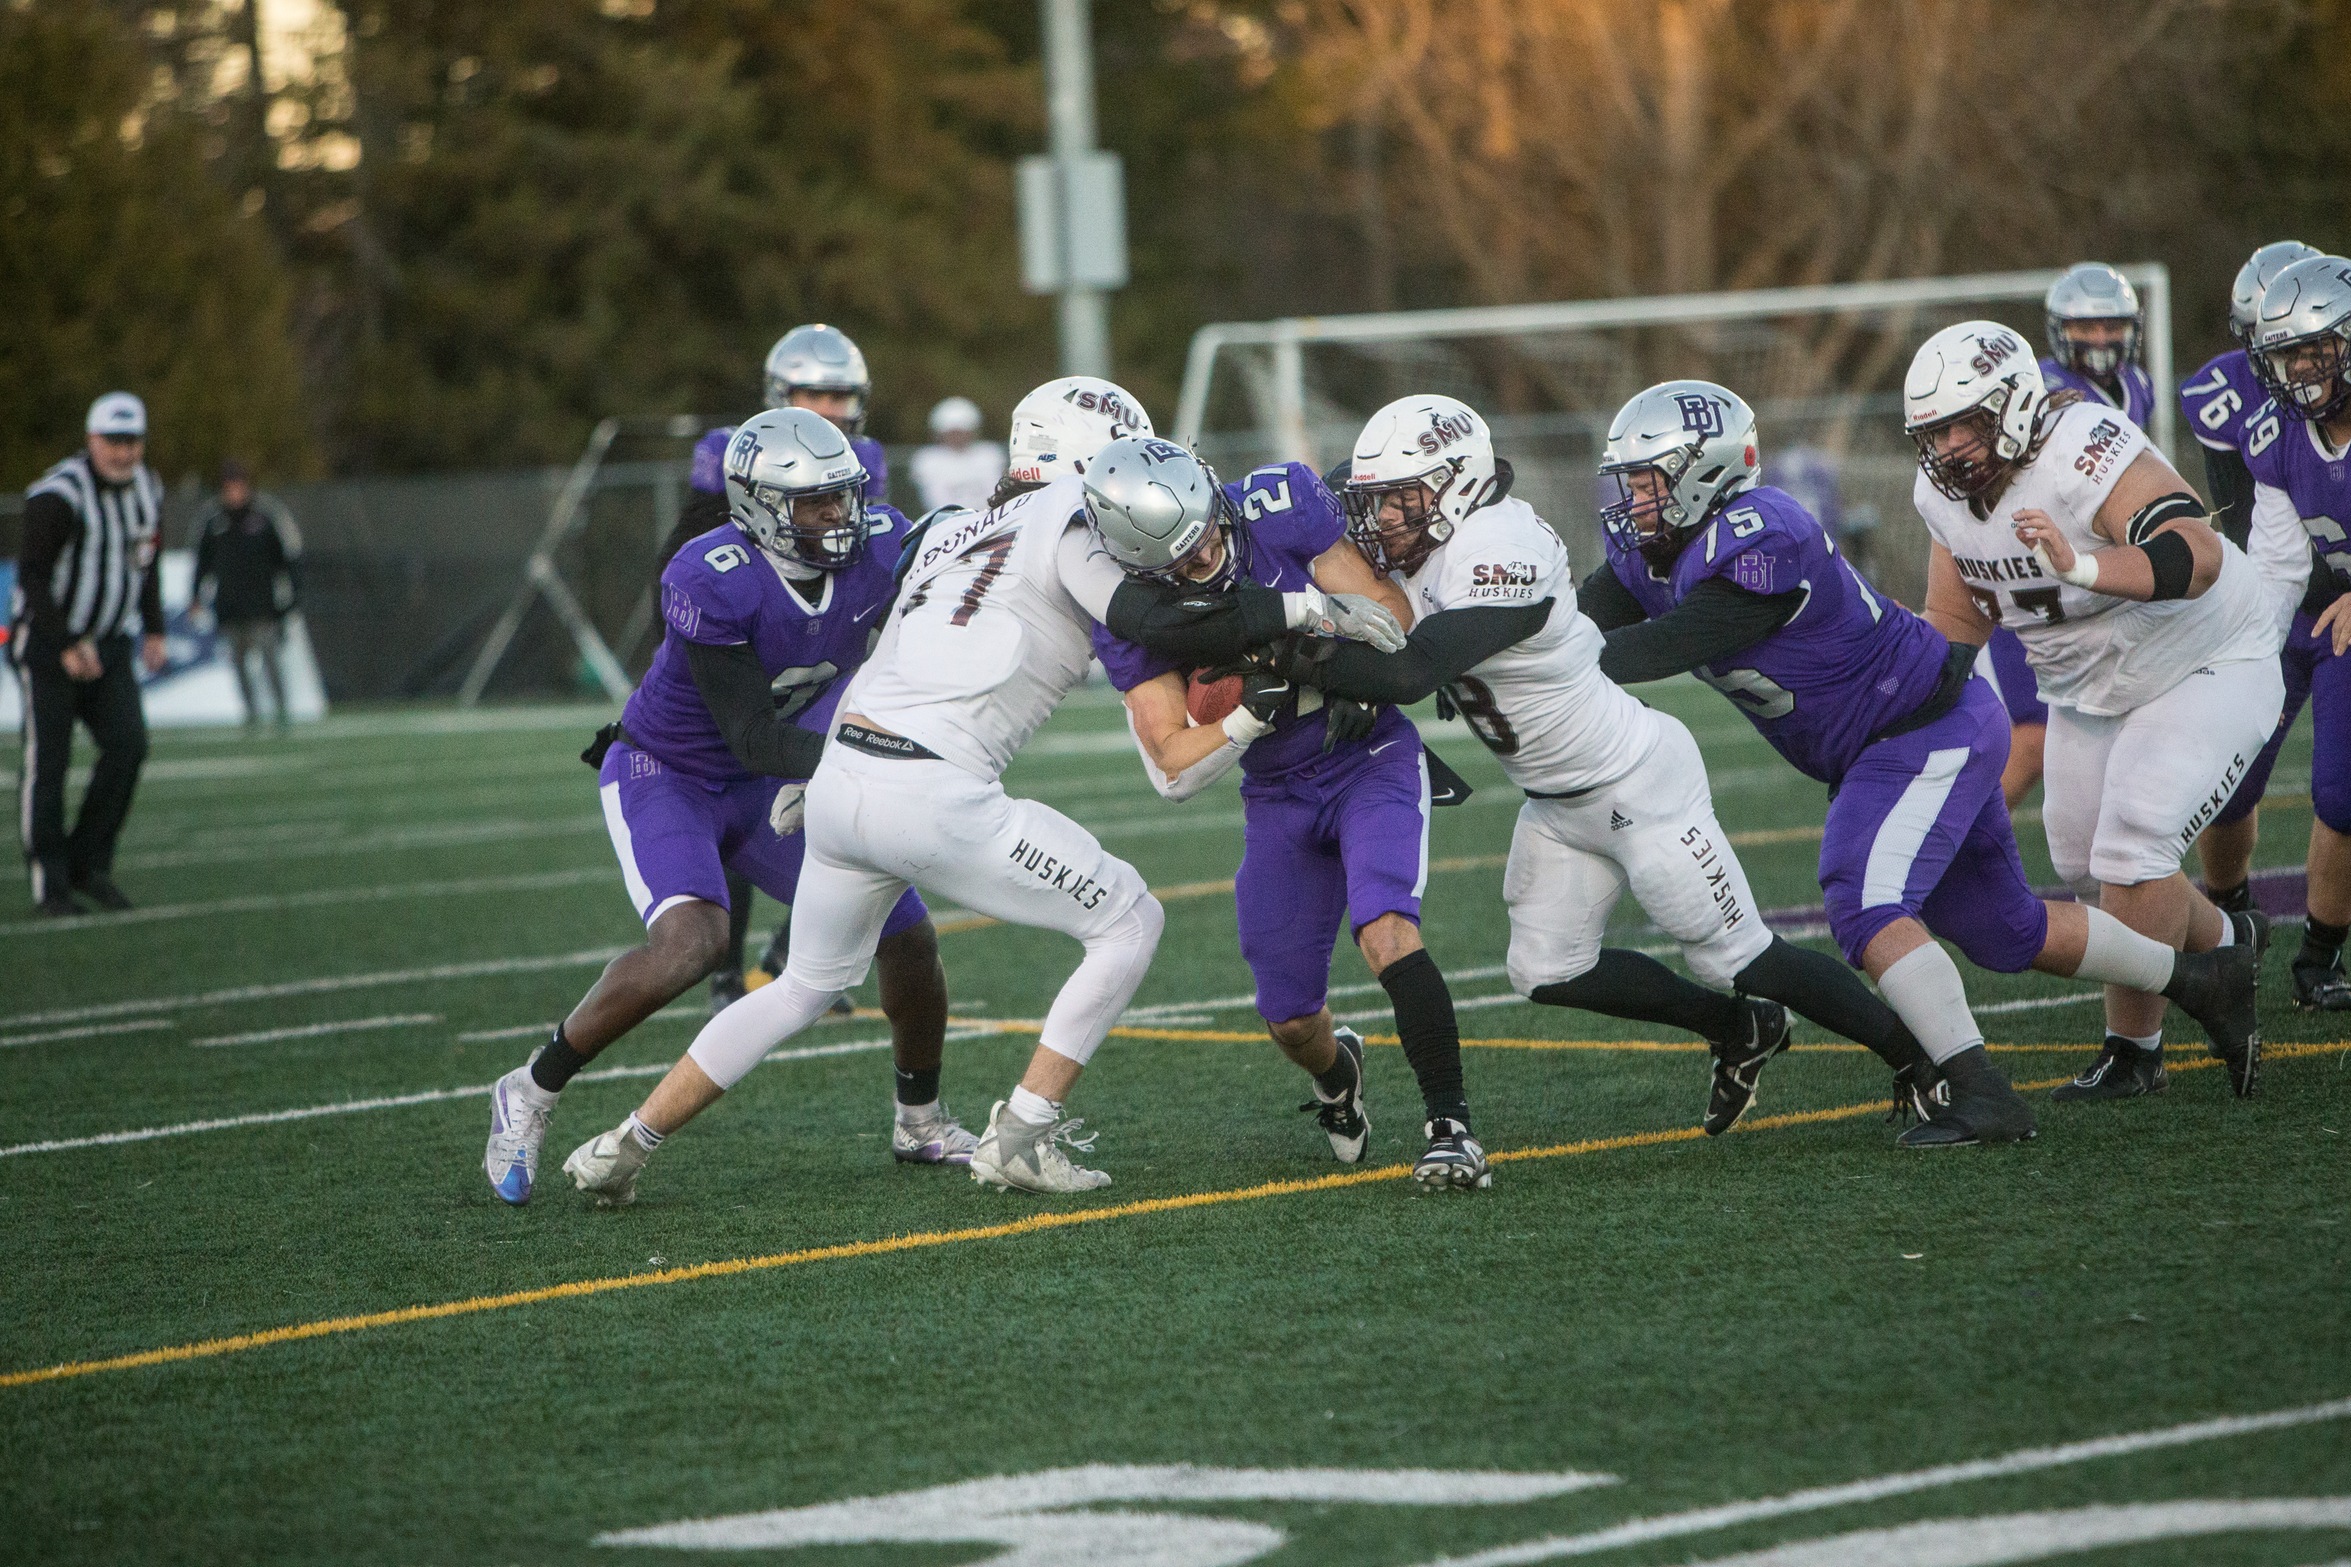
[1368,740,1400,755]
[852,605,880,624]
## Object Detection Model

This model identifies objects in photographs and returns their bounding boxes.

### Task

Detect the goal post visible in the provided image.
[1171,265,2173,609]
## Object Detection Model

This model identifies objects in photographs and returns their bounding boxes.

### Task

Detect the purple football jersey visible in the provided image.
[2038,356,2157,431]
[2179,351,2270,455]
[1091,461,1411,775]
[2244,408,2351,594]
[622,509,907,782]
[1605,486,1951,784]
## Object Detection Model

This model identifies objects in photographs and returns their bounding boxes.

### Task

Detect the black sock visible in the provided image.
[895,1065,941,1106]
[2300,916,2349,970]
[1379,948,1469,1123]
[1530,949,1746,1040]
[2207,880,2252,915]
[1311,1041,1358,1098]
[530,1022,592,1093]
[1733,936,1929,1074]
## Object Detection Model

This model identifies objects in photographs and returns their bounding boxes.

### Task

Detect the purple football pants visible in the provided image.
[2214,610,2351,833]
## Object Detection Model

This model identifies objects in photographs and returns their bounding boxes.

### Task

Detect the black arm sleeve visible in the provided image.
[15,492,77,647]
[1103,579,1293,666]
[684,639,829,779]
[657,490,732,579]
[1307,600,1556,705]
[1576,559,1652,632]
[1598,577,1806,685]
[138,545,164,634]
[2200,444,2255,552]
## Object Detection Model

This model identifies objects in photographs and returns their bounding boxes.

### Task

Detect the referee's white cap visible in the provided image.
[86,391,148,438]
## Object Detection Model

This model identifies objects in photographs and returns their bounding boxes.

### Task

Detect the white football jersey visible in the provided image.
[1395,495,1661,795]
[1912,401,2274,716]
[843,476,1120,780]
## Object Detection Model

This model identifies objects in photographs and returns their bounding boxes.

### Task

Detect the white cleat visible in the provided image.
[484,1062,555,1206]
[1299,1026,1371,1163]
[892,1103,980,1166]
[967,1100,1111,1194]
[563,1125,652,1207]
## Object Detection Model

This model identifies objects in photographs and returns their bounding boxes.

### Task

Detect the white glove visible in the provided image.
[1282,586,1407,652]
[768,782,808,837]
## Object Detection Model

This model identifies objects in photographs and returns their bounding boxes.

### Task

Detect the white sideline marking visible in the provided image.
[115,815,605,872]
[0,946,629,1032]
[192,1014,443,1049]
[0,1036,909,1159]
[0,1018,176,1050]
[1671,1501,2351,1566]
[1976,991,2102,1015]
[1408,1396,2351,1566]
[0,867,612,938]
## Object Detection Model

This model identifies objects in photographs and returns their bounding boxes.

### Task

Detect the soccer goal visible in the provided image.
[1170,266,2173,609]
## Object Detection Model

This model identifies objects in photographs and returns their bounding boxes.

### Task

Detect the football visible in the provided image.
[1186,668,1244,725]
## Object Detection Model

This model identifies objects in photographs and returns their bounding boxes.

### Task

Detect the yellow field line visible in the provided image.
[5,1039,2337,1394]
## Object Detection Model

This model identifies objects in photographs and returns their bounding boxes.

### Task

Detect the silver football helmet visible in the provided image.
[1005,376,1153,486]
[2252,254,2351,425]
[763,324,872,433]
[1343,394,1500,576]
[1598,380,1760,561]
[2043,262,2142,381]
[722,407,870,571]
[1903,321,2048,501]
[2230,240,2321,345]
[1081,436,1229,585]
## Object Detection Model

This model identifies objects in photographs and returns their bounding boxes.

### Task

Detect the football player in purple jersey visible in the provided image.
[1578,380,2261,1143]
[2184,241,2326,918]
[2241,254,2351,1008]
[764,324,890,504]
[482,408,964,1206]
[1087,441,1494,1190]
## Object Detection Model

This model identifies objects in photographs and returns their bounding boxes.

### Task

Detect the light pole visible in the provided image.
[1020,0,1125,378]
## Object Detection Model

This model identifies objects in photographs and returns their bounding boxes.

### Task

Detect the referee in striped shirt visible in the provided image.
[9,392,168,916]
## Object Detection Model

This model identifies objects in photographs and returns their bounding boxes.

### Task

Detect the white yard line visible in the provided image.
[0,867,612,937]
[192,1014,443,1049]
[0,1018,176,1050]
[116,814,605,872]
[0,947,629,1032]
[1410,1395,2351,1566]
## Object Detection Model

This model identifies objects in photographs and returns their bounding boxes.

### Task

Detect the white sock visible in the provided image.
[1006,1085,1061,1129]
[623,1113,665,1150]
[896,1098,939,1123]
[1876,943,1986,1066]
[2209,914,2235,948]
[2074,907,2177,993]
[2123,1029,2163,1054]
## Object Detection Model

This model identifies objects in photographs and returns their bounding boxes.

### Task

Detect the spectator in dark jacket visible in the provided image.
[191,460,302,727]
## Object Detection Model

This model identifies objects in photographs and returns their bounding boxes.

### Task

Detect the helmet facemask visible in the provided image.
[1343,471,1456,578]
[1911,407,2014,503]
[743,478,869,572]
[2260,326,2351,424]
[2049,316,2139,381]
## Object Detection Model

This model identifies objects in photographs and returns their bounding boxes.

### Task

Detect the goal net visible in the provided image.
[1171,267,2174,610]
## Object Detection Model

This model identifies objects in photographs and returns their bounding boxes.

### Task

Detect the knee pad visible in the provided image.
[1686,921,1774,991]
[2316,775,2351,836]
[1102,892,1166,964]
[1507,935,1597,999]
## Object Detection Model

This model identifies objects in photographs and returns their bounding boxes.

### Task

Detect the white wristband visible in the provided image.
[1221,706,1272,745]
[1281,586,1328,632]
[2031,542,2100,590]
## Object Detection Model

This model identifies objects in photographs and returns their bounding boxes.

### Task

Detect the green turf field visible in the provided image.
[2,681,2346,1565]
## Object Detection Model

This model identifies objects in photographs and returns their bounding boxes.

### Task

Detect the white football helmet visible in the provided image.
[2252,254,2351,424]
[763,324,872,433]
[1903,321,2048,501]
[2230,240,2321,345]
[1343,394,1500,575]
[1596,381,1760,562]
[2043,262,2142,380]
[722,407,870,571]
[1081,436,1231,586]
[1004,377,1153,487]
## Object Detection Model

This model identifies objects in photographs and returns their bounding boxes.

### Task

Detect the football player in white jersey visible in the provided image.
[562,384,1407,1199]
[1267,396,1962,1135]
[1907,321,2284,1100]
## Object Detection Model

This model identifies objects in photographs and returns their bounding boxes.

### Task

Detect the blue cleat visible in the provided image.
[485,1061,556,1205]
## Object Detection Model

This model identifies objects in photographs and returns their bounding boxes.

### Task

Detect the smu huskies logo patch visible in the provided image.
[1969,332,2022,377]
[1675,393,1725,438]
[1416,408,1478,454]
[2074,417,2127,480]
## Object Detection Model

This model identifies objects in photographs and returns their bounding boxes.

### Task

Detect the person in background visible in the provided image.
[908,396,1006,515]
[8,392,167,915]
[191,459,302,729]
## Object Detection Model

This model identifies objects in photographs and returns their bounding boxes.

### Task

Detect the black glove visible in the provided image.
[1323,695,1379,753]
[1433,684,1459,722]
[1238,669,1297,725]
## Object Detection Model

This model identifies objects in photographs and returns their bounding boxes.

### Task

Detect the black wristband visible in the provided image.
[2141,528,2196,600]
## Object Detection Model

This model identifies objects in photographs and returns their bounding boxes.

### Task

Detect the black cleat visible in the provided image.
[1297,1027,1371,1163]
[1889,1059,1950,1128]
[1896,1046,2037,1148]
[2163,944,2261,1098]
[32,891,86,919]
[2293,954,2351,1012]
[2049,1034,2168,1102]
[1703,998,1790,1136]
[708,968,747,1017]
[2231,909,2270,963]
[1413,1116,1491,1190]
[70,872,132,911]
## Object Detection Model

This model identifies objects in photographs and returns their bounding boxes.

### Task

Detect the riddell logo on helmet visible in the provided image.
[1416,409,1477,454]
[1969,333,2021,376]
